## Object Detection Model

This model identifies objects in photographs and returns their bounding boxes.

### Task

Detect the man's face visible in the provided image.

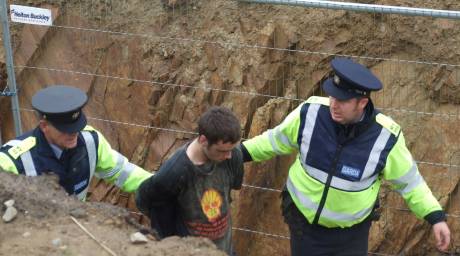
[329,96,368,125]
[39,120,79,149]
[200,136,239,163]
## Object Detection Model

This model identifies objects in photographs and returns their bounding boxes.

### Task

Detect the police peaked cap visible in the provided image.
[32,85,88,133]
[322,57,382,100]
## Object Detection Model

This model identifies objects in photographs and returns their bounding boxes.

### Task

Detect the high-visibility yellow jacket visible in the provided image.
[243,96,443,228]
[0,125,152,200]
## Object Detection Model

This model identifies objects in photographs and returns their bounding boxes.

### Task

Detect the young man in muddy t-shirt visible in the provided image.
[136,106,243,255]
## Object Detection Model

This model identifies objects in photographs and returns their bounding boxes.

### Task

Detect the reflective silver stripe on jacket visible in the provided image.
[267,129,282,155]
[5,139,37,176]
[389,161,424,195]
[287,176,373,222]
[96,151,125,179]
[115,160,135,187]
[299,104,320,163]
[298,105,392,191]
[272,126,298,150]
[95,150,135,188]
[76,131,97,200]
[361,128,392,181]
[301,162,379,191]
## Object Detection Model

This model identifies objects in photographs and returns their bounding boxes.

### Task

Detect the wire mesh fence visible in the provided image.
[3,0,460,255]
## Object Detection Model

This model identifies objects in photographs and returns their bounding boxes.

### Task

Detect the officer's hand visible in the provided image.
[432,221,450,252]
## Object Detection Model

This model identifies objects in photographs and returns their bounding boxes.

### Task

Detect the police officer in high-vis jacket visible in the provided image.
[0,85,152,201]
[241,58,451,255]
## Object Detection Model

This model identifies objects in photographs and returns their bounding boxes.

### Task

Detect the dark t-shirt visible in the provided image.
[136,143,244,254]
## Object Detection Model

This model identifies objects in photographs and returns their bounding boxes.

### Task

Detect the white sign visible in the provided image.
[10,5,52,26]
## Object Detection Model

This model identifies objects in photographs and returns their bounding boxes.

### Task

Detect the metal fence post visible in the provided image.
[237,0,460,20]
[1,0,22,136]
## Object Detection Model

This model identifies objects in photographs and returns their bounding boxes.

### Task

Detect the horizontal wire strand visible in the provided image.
[16,65,460,119]
[231,227,414,256]
[242,183,283,193]
[15,65,303,102]
[232,227,290,240]
[19,107,460,170]
[34,24,460,68]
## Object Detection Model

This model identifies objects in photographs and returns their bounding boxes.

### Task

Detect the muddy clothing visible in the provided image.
[136,143,244,255]
[0,126,152,200]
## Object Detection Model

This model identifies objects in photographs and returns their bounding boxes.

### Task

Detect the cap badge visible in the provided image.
[72,111,80,120]
[333,75,341,86]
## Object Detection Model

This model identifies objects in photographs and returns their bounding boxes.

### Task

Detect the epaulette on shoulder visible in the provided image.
[375,113,400,136]
[306,96,330,106]
[7,137,36,159]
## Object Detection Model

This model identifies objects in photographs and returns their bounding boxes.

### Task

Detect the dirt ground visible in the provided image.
[0,171,226,256]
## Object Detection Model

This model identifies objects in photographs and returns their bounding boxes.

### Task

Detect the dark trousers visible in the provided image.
[282,193,371,256]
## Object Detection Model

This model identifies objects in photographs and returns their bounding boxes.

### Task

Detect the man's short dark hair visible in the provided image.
[198,106,241,145]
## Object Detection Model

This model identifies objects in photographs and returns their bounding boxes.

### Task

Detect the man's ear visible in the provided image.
[38,119,48,132]
[358,97,369,110]
[198,135,208,146]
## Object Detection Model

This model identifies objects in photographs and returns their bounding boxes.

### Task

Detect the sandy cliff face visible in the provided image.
[1,0,460,255]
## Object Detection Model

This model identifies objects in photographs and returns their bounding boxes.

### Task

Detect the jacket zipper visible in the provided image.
[312,143,343,225]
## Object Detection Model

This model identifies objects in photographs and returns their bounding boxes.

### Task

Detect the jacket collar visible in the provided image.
[334,99,376,143]
[33,127,85,158]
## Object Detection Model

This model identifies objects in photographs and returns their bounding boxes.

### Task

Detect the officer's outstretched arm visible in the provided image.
[91,129,153,192]
[242,103,303,162]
